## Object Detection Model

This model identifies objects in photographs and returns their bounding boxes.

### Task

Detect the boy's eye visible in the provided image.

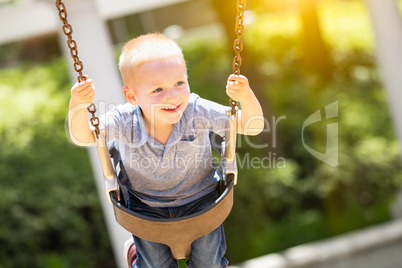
[153,88,163,93]
[176,81,185,86]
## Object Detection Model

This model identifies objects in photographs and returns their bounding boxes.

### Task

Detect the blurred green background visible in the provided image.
[1,0,402,267]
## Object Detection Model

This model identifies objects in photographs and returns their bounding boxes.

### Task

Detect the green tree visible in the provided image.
[298,0,334,80]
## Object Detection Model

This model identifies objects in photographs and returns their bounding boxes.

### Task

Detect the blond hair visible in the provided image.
[119,33,184,88]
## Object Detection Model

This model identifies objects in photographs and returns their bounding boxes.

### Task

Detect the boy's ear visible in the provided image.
[123,86,138,105]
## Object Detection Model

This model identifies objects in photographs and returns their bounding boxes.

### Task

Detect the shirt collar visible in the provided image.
[131,105,196,149]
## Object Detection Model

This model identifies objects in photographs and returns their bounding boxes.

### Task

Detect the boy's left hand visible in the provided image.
[226,74,251,102]
[226,75,264,135]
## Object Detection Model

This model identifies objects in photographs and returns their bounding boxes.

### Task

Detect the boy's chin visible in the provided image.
[165,117,182,125]
[161,111,184,125]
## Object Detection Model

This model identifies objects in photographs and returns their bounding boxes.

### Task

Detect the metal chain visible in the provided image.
[55,0,100,136]
[55,0,85,82]
[230,0,246,114]
[87,103,100,136]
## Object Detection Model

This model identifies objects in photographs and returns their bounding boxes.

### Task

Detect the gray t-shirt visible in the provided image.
[100,93,229,207]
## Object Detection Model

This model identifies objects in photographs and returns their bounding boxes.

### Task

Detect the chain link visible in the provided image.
[55,0,100,136]
[230,0,246,113]
[88,104,100,136]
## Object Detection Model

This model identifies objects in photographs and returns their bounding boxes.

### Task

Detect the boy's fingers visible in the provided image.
[226,88,237,97]
[86,91,95,100]
[227,81,243,90]
[72,85,94,98]
[82,88,93,96]
[228,74,247,83]
[79,79,93,86]
[75,80,93,92]
[81,85,95,95]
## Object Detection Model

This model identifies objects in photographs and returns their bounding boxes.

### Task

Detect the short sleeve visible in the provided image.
[99,106,122,150]
[99,103,139,151]
[192,94,229,137]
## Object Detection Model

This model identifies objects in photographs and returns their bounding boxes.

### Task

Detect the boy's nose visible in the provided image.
[166,88,179,101]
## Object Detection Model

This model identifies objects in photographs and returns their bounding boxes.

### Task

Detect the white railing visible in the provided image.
[230,219,402,268]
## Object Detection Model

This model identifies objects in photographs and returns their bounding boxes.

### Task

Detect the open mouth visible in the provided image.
[162,104,181,113]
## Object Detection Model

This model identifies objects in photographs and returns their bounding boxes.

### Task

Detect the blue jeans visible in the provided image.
[127,190,229,268]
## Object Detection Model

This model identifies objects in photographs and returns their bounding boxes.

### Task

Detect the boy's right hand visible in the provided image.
[70,77,95,107]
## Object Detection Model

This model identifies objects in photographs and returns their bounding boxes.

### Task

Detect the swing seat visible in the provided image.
[109,177,234,260]
[95,108,238,260]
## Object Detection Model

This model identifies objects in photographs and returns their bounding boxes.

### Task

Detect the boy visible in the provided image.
[69,33,263,268]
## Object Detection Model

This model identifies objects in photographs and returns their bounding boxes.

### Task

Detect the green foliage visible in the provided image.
[0,59,114,268]
[184,0,402,263]
[180,13,402,261]
[220,0,401,263]
[183,39,232,104]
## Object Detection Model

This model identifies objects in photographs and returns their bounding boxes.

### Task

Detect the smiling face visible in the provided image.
[123,56,190,131]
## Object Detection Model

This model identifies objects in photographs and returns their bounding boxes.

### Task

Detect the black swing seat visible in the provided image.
[94,108,238,260]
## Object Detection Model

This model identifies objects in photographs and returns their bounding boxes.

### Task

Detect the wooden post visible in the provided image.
[57,0,130,267]
[365,0,402,219]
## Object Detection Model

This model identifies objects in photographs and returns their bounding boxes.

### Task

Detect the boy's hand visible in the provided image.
[226,74,251,102]
[70,76,95,107]
[226,74,264,136]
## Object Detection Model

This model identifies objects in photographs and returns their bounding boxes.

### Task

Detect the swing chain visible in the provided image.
[55,0,100,136]
[230,0,246,114]
[55,0,85,82]
[88,104,101,136]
